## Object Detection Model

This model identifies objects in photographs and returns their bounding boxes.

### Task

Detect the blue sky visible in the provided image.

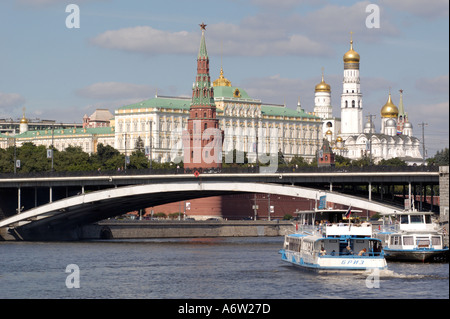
[0,0,448,158]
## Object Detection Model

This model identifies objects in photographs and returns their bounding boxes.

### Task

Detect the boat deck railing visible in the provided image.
[316,251,384,258]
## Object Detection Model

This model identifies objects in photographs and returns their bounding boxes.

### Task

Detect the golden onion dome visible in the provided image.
[343,34,360,64]
[336,136,343,142]
[315,71,331,93]
[381,92,399,118]
[326,129,333,135]
[213,67,232,87]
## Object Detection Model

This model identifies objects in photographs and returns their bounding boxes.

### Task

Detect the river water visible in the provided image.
[0,237,448,300]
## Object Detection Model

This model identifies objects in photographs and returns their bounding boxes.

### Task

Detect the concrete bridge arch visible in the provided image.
[0,181,401,240]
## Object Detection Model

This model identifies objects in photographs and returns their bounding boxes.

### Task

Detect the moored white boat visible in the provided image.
[280,210,387,273]
[375,211,449,262]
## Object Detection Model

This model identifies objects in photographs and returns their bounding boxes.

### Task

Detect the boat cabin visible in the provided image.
[395,212,438,232]
[284,234,383,257]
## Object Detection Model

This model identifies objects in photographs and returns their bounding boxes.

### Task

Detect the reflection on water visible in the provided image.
[0,237,448,299]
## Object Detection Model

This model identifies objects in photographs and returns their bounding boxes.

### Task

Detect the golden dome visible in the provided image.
[315,70,331,92]
[336,136,343,142]
[213,67,232,87]
[381,92,399,118]
[20,108,28,124]
[326,129,333,135]
[343,33,360,64]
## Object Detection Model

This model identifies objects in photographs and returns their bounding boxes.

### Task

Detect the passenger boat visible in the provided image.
[280,209,387,273]
[376,211,449,262]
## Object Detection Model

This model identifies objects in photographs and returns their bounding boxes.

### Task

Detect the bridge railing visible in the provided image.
[0,165,440,179]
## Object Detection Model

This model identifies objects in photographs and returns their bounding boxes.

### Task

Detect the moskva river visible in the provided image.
[0,237,448,299]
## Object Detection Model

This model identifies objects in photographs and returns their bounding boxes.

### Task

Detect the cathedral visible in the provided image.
[314,34,423,165]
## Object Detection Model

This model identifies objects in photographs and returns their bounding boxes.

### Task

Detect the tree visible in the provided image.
[54,146,92,171]
[135,136,145,153]
[128,150,149,170]
[16,143,51,172]
[351,155,371,167]
[378,157,407,166]
[288,155,309,168]
[334,155,352,167]
[91,144,124,170]
[427,148,449,166]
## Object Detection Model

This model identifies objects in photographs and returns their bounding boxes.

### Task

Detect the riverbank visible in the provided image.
[80,220,295,240]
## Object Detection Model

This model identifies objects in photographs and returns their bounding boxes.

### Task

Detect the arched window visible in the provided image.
[345,101,348,108]
[352,100,355,108]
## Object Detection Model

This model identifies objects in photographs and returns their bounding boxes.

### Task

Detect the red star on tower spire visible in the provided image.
[199,22,207,30]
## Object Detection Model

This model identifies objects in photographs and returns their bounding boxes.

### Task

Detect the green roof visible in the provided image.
[119,96,191,111]
[213,86,252,100]
[15,126,114,139]
[261,105,319,119]
[118,91,319,120]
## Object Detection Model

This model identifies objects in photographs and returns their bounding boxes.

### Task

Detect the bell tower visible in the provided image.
[341,32,363,138]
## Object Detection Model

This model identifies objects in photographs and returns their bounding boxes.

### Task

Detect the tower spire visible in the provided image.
[198,22,208,58]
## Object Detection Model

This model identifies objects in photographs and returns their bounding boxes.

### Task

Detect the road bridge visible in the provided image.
[0,166,442,241]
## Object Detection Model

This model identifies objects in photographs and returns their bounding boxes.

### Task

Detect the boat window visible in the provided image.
[432,236,441,246]
[403,236,414,245]
[410,215,423,224]
[400,215,409,224]
[425,215,432,224]
[417,237,430,247]
[390,236,400,245]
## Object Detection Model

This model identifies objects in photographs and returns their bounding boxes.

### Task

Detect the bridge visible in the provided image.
[0,166,442,241]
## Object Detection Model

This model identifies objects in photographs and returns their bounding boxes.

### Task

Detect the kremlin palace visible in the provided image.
[0,27,423,167]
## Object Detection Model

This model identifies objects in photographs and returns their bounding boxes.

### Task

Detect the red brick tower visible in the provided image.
[183,23,222,173]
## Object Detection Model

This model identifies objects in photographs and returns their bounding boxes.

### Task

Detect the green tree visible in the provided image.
[54,146,92,171]
[427,148,449,166]
[288,155,309,168]
[378,157,407,166]
[351,155,371,167]
[334,155,352,167]
[128,150,149,170]
[16,143,51,172]
[135,136,145,153]
[91,143,124,170]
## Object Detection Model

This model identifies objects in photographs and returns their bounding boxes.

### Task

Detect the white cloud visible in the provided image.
[76,82,155,100]
[415,75,449,95]
[90,26,198,55]
[90,21,330,57]
[379,0,449,18]
[15,0,105,7]
[293,1,400,43]
[0,92,26,110]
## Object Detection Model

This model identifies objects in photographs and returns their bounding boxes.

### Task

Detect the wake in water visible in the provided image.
[360,268,448,280]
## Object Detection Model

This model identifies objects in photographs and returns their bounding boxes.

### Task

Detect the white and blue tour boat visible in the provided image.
[280,210,387,273]
[376,211,448,262]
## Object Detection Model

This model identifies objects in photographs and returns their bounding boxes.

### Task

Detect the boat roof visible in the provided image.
[288,233,382,243]
[380,210,435,216]
[295,209,363,214]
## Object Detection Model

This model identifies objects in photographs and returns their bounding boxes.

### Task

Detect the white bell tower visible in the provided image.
[341,32,363,138]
